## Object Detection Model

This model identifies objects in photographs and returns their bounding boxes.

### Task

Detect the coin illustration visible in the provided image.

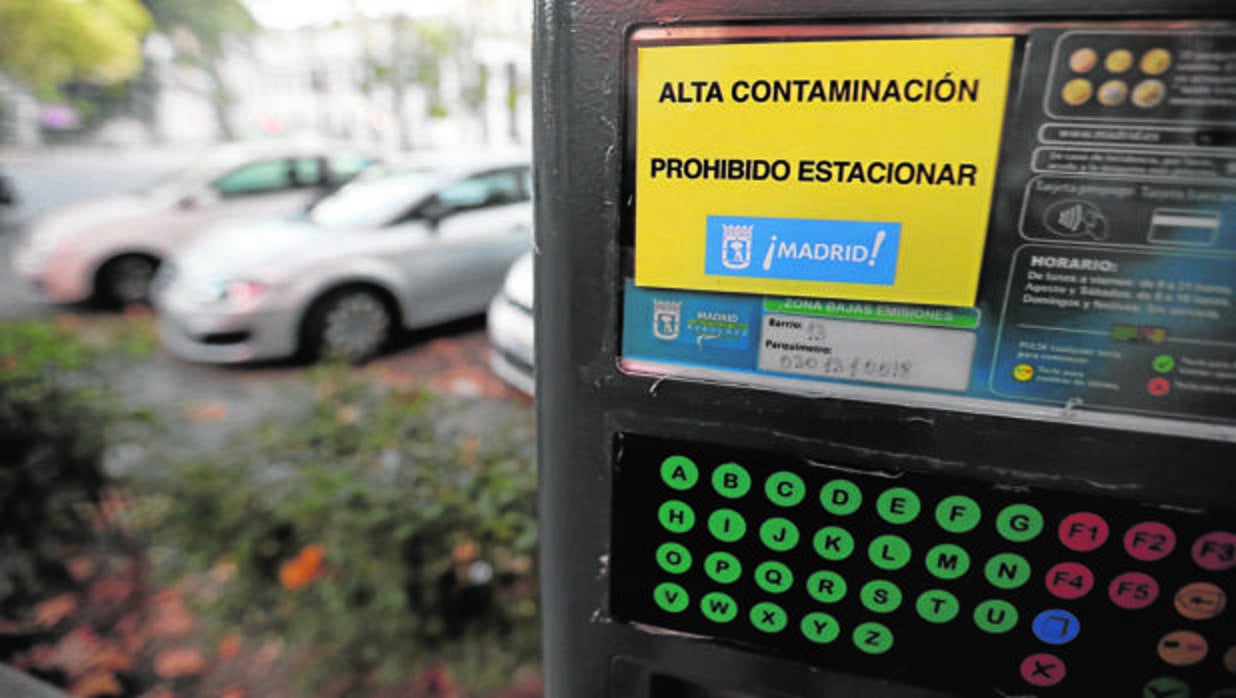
[1132,79,1166,109]
[1141,48,1172,75]
[1098,80,1129,106]
[1061,78,1093,106]
[1105,49,1134,74]
[1069,48,1098,73]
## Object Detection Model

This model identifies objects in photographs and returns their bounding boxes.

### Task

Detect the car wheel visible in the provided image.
[97,254,159,308]
[305,287,392,364]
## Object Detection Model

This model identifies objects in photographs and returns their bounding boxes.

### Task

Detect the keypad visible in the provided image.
[612,434,1236,697]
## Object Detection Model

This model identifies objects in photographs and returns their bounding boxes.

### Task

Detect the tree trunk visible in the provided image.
[203,59,235,141]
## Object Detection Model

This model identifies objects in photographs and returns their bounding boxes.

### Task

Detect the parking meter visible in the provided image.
[534,2,1236,696]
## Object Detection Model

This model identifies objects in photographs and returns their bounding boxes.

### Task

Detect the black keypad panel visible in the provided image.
[610,434,1236,697]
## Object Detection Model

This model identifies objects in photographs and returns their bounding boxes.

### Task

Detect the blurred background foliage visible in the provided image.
[0,321,110,613]
[126,365,540,693]
[0,0,152,99]
[0,319,539,696]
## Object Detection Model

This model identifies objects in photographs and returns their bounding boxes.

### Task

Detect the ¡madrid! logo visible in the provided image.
[721,224,754,270]
[653,299,681,341]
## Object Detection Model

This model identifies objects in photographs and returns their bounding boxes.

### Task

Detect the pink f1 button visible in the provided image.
[1046,562,1093,600]
[1059,512,1108,552]
[1124,521,1176,562]
[1109,571,1159,609]
[1020,652,1066,687]
[1192,531,1236,571]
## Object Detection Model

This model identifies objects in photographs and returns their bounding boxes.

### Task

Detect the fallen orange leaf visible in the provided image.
[34,594,78,629]
[69,670,122,697]
[279,544,326,590]
[146,592,194,639]
[217,634,242,661]
[89,577,134,607]
[65,556,97,583]
[91,648,134,674]
[184,402,228,423]
[153,647,206,679]
[452,541,478,564]
[44,626,105,677]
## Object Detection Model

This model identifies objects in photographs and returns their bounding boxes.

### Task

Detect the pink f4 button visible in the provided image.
[1046,562,1093,600]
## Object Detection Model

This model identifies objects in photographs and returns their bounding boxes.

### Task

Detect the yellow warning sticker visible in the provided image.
[634,37,1015,306]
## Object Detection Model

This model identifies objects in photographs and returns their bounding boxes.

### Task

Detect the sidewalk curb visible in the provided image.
[0,664,72,698]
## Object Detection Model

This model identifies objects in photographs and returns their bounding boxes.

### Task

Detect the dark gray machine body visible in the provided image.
[534,2,1236,696]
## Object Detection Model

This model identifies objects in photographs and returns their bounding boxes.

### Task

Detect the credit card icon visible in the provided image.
[1148,208,1220,246]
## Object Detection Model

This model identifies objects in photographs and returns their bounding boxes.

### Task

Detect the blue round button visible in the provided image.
[1031,609,1080,645]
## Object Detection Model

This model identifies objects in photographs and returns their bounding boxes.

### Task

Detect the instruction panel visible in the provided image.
[624,25,1236,434]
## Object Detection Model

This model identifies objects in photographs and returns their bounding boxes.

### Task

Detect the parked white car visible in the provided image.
[486,251,534,395]
[12,144,375,307]
[152,153,533,364]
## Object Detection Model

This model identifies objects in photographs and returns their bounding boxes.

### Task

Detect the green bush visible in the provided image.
[0,321,110,608]
[131,365,539,693]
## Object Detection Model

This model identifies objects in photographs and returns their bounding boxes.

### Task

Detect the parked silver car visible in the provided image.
[152,153,533,364]
[487,251,534,396]
[12,144,375,307]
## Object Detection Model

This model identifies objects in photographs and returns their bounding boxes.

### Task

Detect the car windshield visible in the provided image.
[306,164,442,229]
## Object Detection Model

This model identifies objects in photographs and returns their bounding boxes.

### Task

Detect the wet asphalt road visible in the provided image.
[0,147,529,466]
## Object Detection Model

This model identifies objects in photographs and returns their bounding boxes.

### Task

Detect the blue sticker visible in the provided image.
[705,215,901,286]
[622,283,762,370]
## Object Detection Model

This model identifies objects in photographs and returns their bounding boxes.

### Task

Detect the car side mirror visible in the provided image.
[419,201,451,231]
[178,188,218,210]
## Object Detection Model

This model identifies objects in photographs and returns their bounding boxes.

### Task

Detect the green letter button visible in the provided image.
[658,500,695,533]
[712,463,752,499]
[935,495,981,533]
[926,543,971,580]
[916,589,960,623]
[755,561,794,594]
[1143,678,1190,698]
[801,612,840,644]
[701,591,738,623]
[750,601,788,633]
[654,582,689,613]
[860,580,903,613]
[820,479,862,516]
[765,471,806,507]
[806,570,847,604]
[996,504,1043,543]
[656,542,692,574]
[661,455,698,491]
[707,508,747,543]
[973,599,1018,634]
[705,551,742,584]
[853,622,894,655]
[985,552,1032,589]
[876,487,921,524]
[760,517,800,552]
[868,534,912,571]
[813,526,855,561]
